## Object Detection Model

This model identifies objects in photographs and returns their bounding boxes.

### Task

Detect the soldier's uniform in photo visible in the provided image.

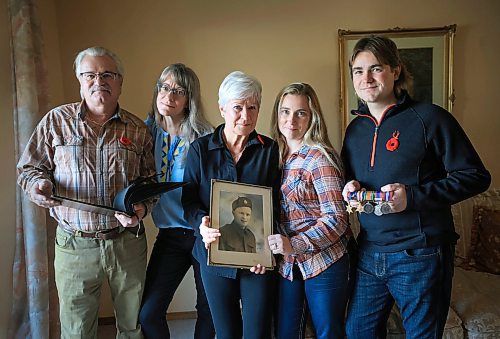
[219,197,256,253]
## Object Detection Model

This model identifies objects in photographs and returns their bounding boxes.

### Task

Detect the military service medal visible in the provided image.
[347,190,394,216]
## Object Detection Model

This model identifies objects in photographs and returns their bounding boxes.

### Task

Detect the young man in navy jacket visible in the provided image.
[342,35,491,339]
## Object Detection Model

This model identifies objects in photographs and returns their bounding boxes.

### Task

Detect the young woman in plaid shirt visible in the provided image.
[268,83,355,339]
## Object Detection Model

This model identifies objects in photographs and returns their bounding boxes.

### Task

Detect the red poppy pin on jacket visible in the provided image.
[386,131,400,152]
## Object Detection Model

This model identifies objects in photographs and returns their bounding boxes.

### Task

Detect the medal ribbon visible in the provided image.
[347,191,394,202]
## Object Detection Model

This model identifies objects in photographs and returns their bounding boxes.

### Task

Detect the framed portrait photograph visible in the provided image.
[208,179,274,269]
[338,25,456,134]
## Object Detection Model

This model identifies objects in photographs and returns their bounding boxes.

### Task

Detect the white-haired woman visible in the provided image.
[139,63,215,339]
[182,71,280,339]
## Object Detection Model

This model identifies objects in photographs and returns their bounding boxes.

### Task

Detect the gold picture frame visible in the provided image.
[208,179,274,269]
[338,25,456,134]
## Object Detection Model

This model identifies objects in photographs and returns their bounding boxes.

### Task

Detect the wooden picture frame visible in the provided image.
[338,25,456,134]
[208,179,274,269]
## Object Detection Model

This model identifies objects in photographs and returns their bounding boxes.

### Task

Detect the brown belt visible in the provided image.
[74,225,144,240]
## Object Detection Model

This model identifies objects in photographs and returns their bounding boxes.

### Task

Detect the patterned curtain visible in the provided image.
[7,0,59,338]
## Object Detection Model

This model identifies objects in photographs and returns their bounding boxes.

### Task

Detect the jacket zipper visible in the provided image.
[354,104,395,169]
[370,126,378,168]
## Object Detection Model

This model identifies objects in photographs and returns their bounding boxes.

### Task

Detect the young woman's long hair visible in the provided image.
[149,63,213,159]
[270,82,343,172]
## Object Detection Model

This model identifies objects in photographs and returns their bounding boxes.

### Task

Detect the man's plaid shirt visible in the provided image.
[17,102,155,232]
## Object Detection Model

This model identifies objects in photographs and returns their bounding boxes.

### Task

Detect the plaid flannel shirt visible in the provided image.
[17,102,156,232]
[278,144,352,281]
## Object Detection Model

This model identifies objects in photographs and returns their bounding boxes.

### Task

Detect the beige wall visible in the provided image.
[2,0,499,330]
[52,0,499,183]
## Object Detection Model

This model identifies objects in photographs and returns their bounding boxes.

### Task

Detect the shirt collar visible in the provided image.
[353,90,411,117]
[208,124,264,151]
[297,144,312,158]
[287,143,311,161]
[78,100,128,123]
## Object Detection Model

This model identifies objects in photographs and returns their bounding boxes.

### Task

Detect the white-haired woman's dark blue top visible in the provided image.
[182,124,280,278]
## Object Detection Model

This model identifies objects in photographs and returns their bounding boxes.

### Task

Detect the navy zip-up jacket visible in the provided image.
[341,92,491,252]
[182,124,280,278]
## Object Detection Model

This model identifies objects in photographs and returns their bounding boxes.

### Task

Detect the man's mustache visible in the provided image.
[91,85,111,93]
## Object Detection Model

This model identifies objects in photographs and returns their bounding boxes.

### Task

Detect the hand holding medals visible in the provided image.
[347,190,394,216]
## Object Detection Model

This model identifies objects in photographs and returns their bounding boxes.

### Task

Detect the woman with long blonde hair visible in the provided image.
[268,82,355,339]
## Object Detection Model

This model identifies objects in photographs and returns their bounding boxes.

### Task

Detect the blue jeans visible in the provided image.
[346,244,455,339]
[276,252,354,339]
[139,228,214,339]
[201,268,276,339]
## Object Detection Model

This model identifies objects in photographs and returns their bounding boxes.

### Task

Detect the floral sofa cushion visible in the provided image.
[450,189,500,338]
[451,267,500,337]
[473,208,500,274]
[452,191,499,267]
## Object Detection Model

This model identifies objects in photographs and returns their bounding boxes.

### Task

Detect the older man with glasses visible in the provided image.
[17,46,155,338]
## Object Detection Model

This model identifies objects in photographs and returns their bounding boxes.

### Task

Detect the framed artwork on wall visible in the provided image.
[208,179,274,269]
[338,25,456,134]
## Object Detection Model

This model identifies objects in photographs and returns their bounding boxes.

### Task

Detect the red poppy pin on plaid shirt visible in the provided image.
[119,136,132,146]
[386,131,400,152]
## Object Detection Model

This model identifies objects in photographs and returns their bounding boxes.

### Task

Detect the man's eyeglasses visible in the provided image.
[157,83,187,97]
[79,72,121,82]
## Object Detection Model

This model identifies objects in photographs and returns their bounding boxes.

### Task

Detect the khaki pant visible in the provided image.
[55,227,147,339]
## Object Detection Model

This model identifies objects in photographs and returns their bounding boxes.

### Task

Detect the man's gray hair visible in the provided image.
[218,71,262,108]
[74,46,124,77]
